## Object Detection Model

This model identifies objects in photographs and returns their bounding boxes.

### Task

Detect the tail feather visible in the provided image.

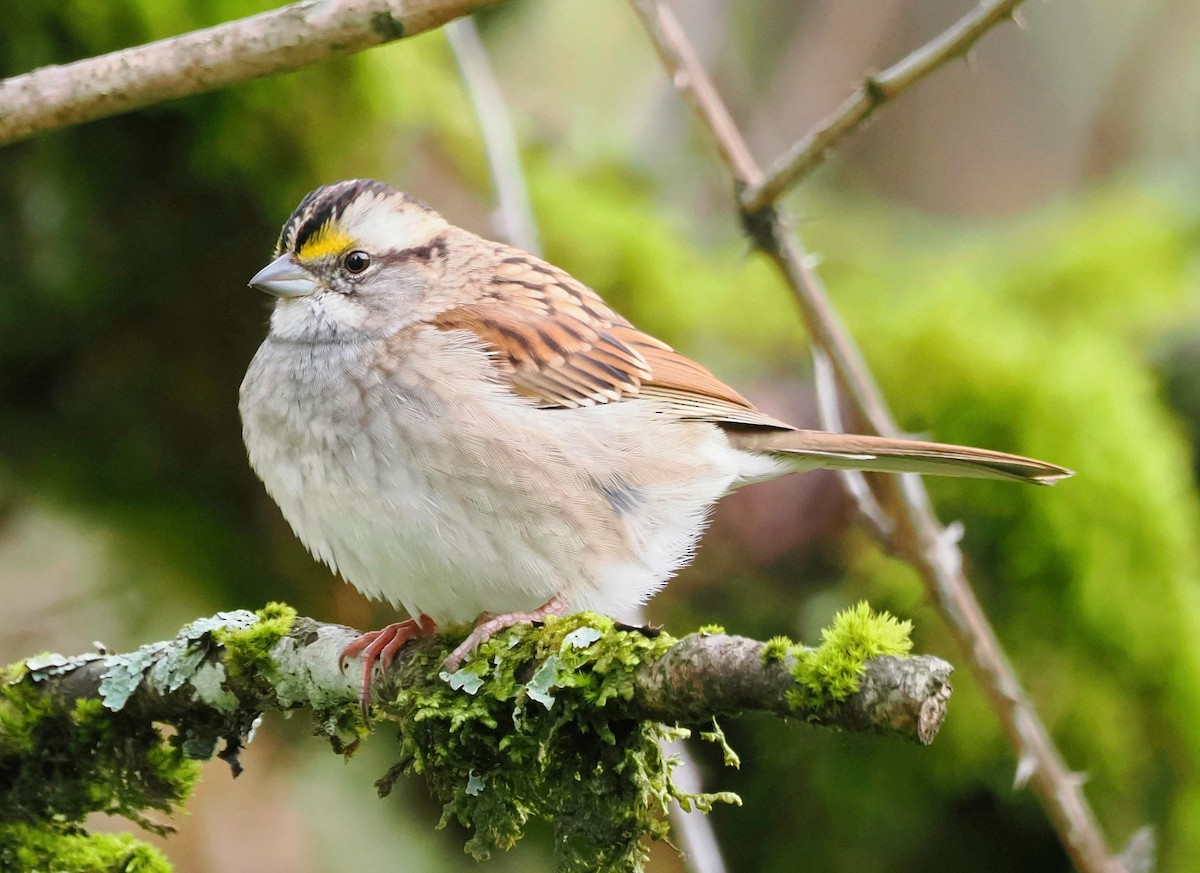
[726,429,1072,485]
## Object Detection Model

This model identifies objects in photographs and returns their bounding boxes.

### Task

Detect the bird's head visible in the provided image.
[250,179,450,342]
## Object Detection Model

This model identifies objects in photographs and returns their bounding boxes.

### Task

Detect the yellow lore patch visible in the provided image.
[298,224,354,260]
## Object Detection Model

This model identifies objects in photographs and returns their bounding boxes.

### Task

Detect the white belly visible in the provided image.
[239,329,787,624]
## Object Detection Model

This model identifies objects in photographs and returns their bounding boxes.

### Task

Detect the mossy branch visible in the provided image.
[2,604,951,872]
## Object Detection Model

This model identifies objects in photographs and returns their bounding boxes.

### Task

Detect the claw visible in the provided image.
[339,614,437,715]
[443,594,569,672]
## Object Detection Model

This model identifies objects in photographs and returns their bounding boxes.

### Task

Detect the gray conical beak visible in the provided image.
[249,254,318,299]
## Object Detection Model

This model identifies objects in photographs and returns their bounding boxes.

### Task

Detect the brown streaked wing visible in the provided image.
[432,301,646,406]
[430,249,793,430]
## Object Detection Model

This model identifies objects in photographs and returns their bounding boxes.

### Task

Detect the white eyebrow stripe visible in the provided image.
[340,192,449,253]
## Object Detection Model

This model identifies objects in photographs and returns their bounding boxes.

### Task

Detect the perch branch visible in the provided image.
[12,612,951,747]
[5,611,951,868]
[741,0,1028,211]
[627,2,1124,871]
[0,0,512,147]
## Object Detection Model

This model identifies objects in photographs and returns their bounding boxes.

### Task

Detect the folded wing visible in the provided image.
[431,246,1071,485]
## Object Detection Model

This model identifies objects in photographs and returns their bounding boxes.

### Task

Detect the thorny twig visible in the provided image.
[811,347,894,541]
[741,0,1029,212]
[626,1,1126,871]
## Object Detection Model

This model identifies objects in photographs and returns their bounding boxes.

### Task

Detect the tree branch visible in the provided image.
[632,633,949,744]
[626,2,1125,872]
[12,612,950,747]
[0,0,512,147]
[4,609,950,867]
[740,0,1028,212]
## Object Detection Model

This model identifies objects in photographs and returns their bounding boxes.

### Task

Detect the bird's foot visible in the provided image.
[443,594,570,672]
[339,613,437,715]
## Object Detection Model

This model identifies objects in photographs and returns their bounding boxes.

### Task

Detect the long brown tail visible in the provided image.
[726,429,1072,485]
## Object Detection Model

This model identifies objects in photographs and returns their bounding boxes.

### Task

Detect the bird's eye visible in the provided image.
[343,251,371,274]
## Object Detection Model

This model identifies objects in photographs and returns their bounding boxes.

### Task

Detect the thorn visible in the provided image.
[1013,754,1037,790]
[1011,9,1028,30]
[863,74,886,104]
[934,522,965,577]
[1064,769,1090,788]
[994,672,1027,705]
[941,521,964,547]
[1119,827,1157,873]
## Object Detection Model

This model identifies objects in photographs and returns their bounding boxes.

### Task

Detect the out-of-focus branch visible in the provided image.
[626,2,1125,872]
[811,347,894,541]
[741,0,1028,211]
[446,17,542,256]
[629,0,894,432]
[0,0,512,147]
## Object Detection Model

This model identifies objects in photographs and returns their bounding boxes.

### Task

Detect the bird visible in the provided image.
[239,179,1071,709]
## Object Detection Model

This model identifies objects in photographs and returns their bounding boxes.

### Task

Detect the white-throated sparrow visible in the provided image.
[239,179,1070,707]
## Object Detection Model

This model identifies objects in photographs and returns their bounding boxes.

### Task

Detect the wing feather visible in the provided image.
[430,247,790,430]
[426,246,1073,485]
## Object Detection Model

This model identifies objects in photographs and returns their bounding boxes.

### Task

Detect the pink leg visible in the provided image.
[339,613,437,714]
[443,594,570,672]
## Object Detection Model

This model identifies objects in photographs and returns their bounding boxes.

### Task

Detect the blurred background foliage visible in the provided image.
[3,0,1200,870]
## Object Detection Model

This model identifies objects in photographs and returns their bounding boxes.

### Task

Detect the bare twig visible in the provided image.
[627,2,1124,871]
[741,0,1028,211]
[631,0,761,188]
[629,0,895,432]
[0,0,512,147]
[446,17,542,256]
[811,347,894,540]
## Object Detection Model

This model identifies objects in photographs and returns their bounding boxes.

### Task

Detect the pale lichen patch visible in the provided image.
[188,662,238,712]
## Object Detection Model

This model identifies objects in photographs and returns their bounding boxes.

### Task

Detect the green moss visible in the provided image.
[213,602,296,683]
[2,603,917,871]
[787,602,913,716]
[0,610,297,869]
[699,719,741,770]
[1,668,199,830]
[0,660,197,873]
[761,636,793,664]
[0,823,171,873]
[381,613,737,872]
